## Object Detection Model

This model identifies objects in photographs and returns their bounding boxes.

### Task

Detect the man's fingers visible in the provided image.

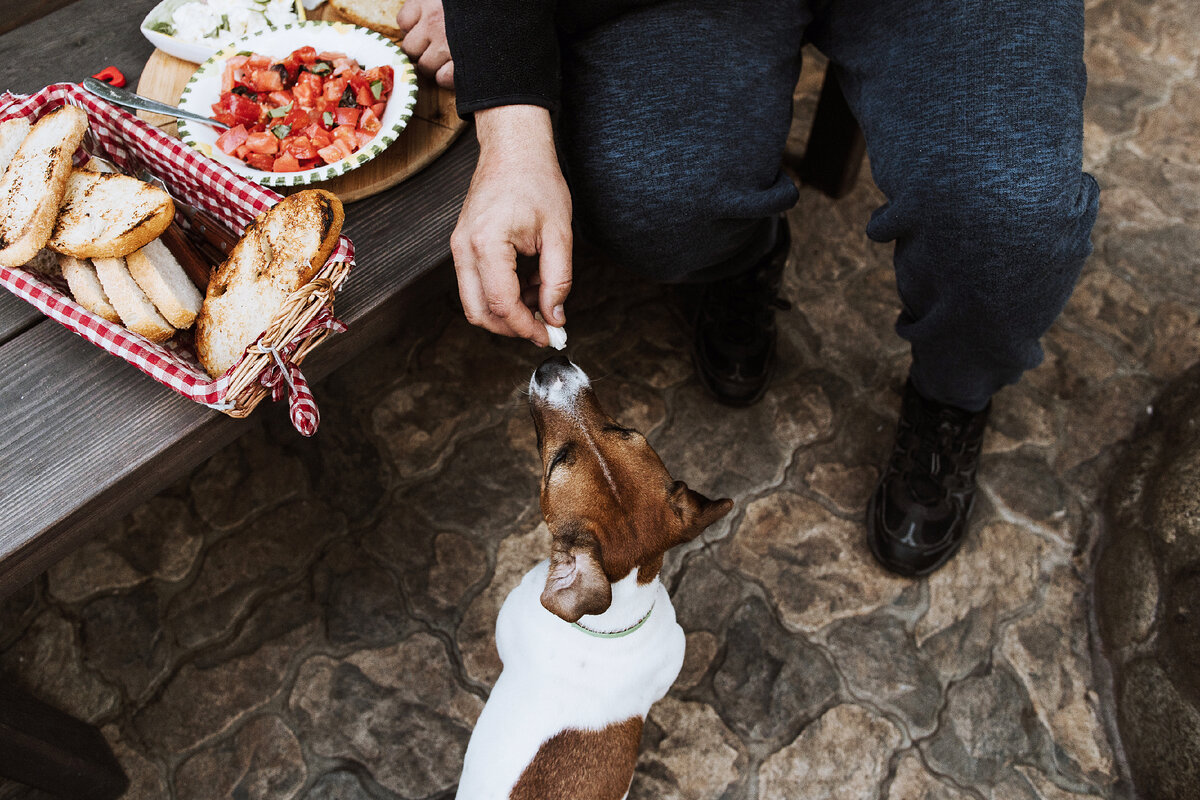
[401,28,431,61]
[417,46,452,78]
[473,238,548,345]
[538,226,573,327]
[434,60,454,90]
[396,0,421,30]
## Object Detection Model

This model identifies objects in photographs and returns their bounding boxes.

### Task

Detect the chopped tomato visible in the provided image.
[365,66,394,94]
[323,76,349,103]
[285,135,319,160]
[317,140,353,164]
[358,107,381,133]
[292,81,317,109]
[216,124,249,155]
[245,131,279,154]
[332,124,357,149]
[214,46,393,172]
[273,152,301,172]
[309,126,333,149]
[211,92,261,127]
[245,152,275,171]
[248,68,284,93]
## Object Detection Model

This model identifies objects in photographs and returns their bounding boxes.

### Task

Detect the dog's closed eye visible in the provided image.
[548,443,573,476]
[602,423,639,439]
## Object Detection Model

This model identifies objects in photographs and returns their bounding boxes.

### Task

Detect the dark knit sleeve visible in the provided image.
[442,0,561,115]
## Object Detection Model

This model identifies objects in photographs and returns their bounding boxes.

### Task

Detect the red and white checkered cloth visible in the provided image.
[0,83,355,436]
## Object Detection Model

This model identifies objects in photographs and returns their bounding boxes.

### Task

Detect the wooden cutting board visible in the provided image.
[134,4,467,203]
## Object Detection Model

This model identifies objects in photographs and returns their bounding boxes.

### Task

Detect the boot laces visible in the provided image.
[892,402,981,504]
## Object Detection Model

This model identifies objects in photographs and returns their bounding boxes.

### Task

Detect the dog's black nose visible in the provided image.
[534,354,573,387]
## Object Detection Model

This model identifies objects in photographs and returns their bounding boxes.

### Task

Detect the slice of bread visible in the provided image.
[49,171,174,259]
[195,190,344,378]
[0,117,32,176]
[126,237,203,329]
[331,0,405,38]
[0,105,88,267]
[93,256,175,343]
[60,253,120,323]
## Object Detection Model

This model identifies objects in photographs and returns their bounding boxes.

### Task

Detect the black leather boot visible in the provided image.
[691,220,791,407]
[867,380,990,577]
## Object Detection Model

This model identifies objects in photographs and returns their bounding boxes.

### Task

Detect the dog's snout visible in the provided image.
[534,354,574,387]
[530,355,590,409]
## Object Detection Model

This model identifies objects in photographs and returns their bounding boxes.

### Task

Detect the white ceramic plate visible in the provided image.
[140,0,306,65]
[176,21,417,187]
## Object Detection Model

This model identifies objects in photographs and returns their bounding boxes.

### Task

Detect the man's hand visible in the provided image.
[451,105,572,346]
[396,0,454,89]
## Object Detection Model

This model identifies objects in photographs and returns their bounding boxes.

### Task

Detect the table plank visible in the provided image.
[0,0,155,93]
[0,291,41,345]
[0,132,476,598]
[0,0,82,37]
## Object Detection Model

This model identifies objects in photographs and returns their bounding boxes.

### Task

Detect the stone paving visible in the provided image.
[2,0,1198,797]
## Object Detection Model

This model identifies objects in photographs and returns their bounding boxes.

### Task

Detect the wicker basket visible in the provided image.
[221,258,352,418]
[0,83,356,436]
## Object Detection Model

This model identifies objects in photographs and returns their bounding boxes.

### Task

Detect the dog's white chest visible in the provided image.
[455,560,686,800]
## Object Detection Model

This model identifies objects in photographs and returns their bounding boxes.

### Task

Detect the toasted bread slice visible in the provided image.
[0,105,88,267]
[49,171,174,259]
[93,256,175,343]
[331,0,405,38]
[196,190,344,378]
[126,237,203,329]
[0,117,32,176]
[60,254,121,323]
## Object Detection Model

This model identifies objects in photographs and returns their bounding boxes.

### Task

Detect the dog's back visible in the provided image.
[456,562,685,800]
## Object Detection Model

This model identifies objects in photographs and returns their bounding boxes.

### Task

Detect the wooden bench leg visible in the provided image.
[793,68,867,200]
[0,684,128,800]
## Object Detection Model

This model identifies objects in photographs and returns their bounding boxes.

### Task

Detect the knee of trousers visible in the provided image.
[572,189,767,283]
[567,149,798,283]
[891,172,1101,331]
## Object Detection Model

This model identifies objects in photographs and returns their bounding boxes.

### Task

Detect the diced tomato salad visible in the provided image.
[211,46,394,173]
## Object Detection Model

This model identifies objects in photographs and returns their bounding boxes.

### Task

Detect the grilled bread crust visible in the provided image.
[195,190,344,378]
[126,237,203,329]
[93,256,175,343]
[0,105,88,267]
[0,117,32,176]
[49,171,174,259]
[59,253,121,323]
[330,0,405,38]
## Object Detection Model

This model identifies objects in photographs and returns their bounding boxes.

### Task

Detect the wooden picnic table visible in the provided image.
[0,3,474,794]
[0,0,476,602]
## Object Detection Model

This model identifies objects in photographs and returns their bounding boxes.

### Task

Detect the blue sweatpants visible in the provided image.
[555,0,1101,412]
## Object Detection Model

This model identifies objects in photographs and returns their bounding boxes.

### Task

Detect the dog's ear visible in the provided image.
[541,532,612,622]
[669,481,734,542]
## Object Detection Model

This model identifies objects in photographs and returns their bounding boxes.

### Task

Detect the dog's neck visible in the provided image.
[572,567,659,636]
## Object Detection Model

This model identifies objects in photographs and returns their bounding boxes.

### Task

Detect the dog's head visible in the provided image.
[528,356,733,622]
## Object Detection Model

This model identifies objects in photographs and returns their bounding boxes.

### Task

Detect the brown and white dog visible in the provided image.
[455,355,733,800]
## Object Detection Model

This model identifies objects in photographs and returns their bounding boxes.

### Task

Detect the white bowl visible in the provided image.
[141,0,306,65]
[176,20,418,188]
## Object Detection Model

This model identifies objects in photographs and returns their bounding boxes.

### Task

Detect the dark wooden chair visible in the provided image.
[791,68,867,199]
